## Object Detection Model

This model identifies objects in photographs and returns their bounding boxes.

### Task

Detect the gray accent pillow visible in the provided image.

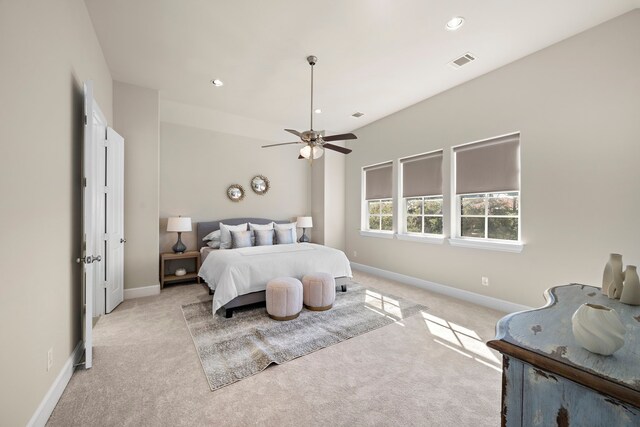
[274,222,297,243]
[254,229,274,246]
[249,222,273,245]
[275,228,294,245]
[231,230,253,249]
[219,222,247,249]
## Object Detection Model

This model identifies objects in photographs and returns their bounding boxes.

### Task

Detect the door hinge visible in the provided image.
[104,233,109,241]
[104,186,109,194]
[83,177,87,188]
[84,115,87,125]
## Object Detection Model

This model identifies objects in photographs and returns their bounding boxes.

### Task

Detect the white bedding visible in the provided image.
[198,243,353,312]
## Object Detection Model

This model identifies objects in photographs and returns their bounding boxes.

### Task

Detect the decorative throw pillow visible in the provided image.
[274,222,297,244]
[219,222,247,249]
[249,222,274,245]
[231,230,253,249]
[275,228,294,245]
[254,229,274,246]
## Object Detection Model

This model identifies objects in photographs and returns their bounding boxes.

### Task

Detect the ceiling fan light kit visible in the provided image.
[261,55,357,163]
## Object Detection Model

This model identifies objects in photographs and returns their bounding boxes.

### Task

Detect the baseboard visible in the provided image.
[27,340,83,427]
[124,284,161,300]
[351,262,532,314]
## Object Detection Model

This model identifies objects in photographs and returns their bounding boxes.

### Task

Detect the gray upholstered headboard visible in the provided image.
[196,218,290,249]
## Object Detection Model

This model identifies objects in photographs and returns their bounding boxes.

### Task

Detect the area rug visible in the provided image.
[181,282,428,391]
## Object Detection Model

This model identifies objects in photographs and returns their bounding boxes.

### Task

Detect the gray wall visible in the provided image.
[0,0,113,424]
[310,148,346,250]
[159,122,310,252]
[113,82,160,290]
[345,10,640,308]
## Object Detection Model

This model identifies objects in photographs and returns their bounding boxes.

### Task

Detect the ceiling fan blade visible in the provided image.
[262,141,300,148]
[285,129,302,137]
[323,143,352,154]
[322,133,357,142]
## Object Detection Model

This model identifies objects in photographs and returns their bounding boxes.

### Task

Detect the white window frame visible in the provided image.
[360,162,395,238]
[396,150,445,245]
[450,132,524,253]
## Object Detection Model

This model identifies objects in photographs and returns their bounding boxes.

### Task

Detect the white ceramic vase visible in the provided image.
[175,268,187,277]
[620,265,640,305]
[603,253,624,299]
[571,303,626,356]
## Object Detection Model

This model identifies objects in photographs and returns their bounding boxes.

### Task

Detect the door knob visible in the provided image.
[120,238,127,243]
[76,256,86,264]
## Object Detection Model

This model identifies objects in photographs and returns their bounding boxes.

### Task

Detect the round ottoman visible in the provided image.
[266,277,303,321]
[302,272,336,311]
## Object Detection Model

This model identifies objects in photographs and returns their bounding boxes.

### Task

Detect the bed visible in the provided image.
[197,218,353,317]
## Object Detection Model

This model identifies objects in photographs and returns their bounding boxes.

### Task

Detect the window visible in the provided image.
[368,198,393,231]
[453,133,520,242]
[406,196,443,234]
[400,151,443,236]
[363,162,393,233]
[460,192,519,240]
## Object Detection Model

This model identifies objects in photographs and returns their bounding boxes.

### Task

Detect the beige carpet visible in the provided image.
[47,271,505,426]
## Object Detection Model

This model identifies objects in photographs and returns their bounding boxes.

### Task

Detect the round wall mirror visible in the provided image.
[226,184,245,202]
[250,175,270,195]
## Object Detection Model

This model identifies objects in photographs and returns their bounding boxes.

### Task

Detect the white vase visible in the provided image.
[620,265,640,305]
[175,268,187,277]
[572,303,625,356]
[603,253,624,299]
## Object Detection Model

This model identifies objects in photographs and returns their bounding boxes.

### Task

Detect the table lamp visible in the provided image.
[167,216,191,253]
[296,216,313,243]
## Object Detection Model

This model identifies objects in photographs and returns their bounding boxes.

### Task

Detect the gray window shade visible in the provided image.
[455,134,520,195]
[365,163,393,200]
[401,151,443,198]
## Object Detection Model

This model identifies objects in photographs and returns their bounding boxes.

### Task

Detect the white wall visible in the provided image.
[159,122,310,251]
[345,10,640,308]
[0,0,112,424]
[113,81,160,290]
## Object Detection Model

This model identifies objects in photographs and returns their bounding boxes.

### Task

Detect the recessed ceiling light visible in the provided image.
[446,16,465,31]
[314,108,322,114]
[211,79,224,87]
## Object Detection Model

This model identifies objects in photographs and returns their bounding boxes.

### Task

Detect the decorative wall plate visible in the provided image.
[250,175,270,195]
[227,184,245,202]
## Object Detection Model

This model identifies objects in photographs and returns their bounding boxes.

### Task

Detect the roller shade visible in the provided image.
[455,134,520,194]
[401,151,443,198]
[364,162,393,200]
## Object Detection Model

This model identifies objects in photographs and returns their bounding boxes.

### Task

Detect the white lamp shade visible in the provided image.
[299,145,324,159]
[167,217,192,232]
[296,216,313,228]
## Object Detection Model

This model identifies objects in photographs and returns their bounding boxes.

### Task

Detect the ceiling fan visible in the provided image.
[261,55,357,161]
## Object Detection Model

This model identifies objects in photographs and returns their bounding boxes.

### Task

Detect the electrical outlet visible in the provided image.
[481,277,489,287]
[353,251,357,258]
[47,348,53,371]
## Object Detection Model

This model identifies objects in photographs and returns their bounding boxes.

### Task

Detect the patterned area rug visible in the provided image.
[181,282,428,391]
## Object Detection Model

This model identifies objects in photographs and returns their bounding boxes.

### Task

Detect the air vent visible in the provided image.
[449,53,476,69]
[351,112,364,118]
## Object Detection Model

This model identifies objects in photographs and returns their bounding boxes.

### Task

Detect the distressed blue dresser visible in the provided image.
[487,284,639,426]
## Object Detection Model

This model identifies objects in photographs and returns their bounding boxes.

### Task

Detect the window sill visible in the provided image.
[396,234,445,245]
[359,230,394,239]
[449,237,524,253]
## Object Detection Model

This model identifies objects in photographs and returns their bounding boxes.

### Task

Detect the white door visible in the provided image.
[105,127,125,313]
[81,81,107,369]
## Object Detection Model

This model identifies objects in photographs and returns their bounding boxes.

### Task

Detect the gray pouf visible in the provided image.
[266,277,303,321]
[302,272,336,311]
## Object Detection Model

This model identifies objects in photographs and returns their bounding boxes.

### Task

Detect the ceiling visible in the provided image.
[85,0,639,140]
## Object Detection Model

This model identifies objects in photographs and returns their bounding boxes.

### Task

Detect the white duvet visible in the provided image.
[198,243,353,313]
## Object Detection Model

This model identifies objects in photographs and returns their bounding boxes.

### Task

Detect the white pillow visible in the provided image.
[219,222,247,249]
[202,229,221,242]
[206,240,220,249]
[274,222,296,244]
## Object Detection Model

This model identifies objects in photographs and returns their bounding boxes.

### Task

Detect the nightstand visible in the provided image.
[160,251,201,289]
